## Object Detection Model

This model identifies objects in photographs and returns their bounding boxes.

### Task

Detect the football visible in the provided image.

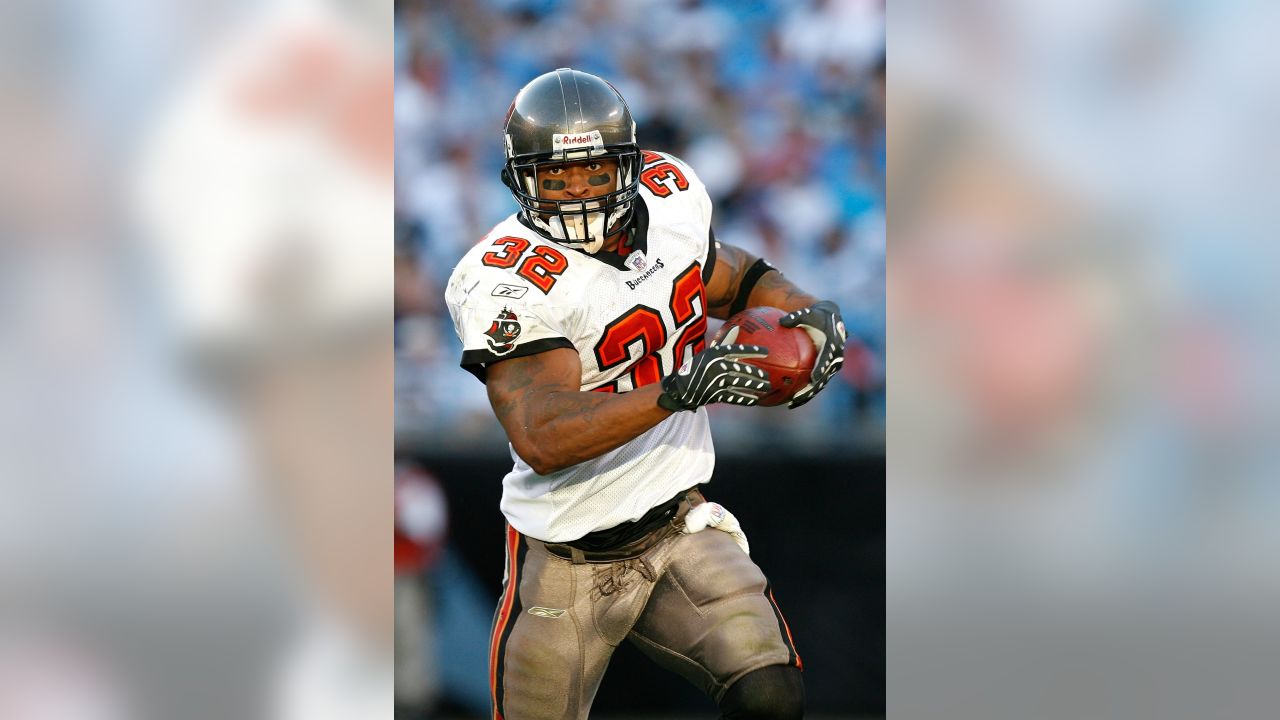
[712,306,817,406]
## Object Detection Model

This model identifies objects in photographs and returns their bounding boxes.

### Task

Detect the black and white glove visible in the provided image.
[779,300,847,409]
[657,345,772,412]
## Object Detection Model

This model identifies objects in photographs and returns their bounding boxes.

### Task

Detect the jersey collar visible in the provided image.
[592,197,650,271]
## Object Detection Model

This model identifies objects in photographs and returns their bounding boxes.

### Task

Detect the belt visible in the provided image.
[543,487,704,564]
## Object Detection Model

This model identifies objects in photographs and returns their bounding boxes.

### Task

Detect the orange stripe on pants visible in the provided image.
[489,525,520,719]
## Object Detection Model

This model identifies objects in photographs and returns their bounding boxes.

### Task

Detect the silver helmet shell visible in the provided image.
[502,68,642,254]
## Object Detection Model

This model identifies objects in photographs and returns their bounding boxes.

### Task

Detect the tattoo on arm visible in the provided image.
[706,242,819,318]
[748,269,817,313]
[706,244,757,318]
[486,356,539,425]
[488,351,571,428]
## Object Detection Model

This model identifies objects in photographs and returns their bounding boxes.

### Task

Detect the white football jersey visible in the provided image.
[445,151,719,542]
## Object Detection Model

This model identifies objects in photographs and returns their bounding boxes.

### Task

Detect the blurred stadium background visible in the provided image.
[3,1,396,718]
[890,1,1280,719]
[393,0,884,718]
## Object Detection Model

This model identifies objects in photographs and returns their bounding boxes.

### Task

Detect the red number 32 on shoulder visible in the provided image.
[639,151,690,197]
[480,237,568,294]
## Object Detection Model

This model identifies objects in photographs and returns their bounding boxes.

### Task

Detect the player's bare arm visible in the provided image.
[704,242,817,319]
[486,347,675,475]
[705,240,849,408]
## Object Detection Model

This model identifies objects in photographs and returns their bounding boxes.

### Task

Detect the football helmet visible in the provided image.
[502,68,642,254]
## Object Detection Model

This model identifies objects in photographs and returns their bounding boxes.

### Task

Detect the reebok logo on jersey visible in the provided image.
[491,283,529,299]
[485,307,522,354]
[625,258,665,290]
[527,607,566,618]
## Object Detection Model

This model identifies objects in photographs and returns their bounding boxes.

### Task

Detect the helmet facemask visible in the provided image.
[506,146,641,254]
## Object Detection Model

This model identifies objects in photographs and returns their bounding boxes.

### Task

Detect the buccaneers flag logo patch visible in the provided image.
[485,307,522,354]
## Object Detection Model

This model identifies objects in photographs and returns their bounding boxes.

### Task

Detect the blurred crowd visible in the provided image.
[889,2,1280,719]
[393,0,886,452]
[4,0,397,718]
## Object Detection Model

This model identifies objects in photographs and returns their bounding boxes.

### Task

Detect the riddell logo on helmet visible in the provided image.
[559,133,598,145]
[552,130,604,154]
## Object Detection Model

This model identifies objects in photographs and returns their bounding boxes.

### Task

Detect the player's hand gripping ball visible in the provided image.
[778,300,847,408]
[712,307,818,406]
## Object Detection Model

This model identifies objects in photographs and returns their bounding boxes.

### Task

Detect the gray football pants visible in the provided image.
[487,501,802,719]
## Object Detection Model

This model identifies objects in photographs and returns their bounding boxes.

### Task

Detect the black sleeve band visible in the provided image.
[729,258,778,317]
[460,337,575,384]
[702,228,718,285]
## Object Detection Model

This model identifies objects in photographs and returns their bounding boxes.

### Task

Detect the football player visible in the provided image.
[445,68,846,720]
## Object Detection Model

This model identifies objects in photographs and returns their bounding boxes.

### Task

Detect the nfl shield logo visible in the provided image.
[628,251,647,271]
